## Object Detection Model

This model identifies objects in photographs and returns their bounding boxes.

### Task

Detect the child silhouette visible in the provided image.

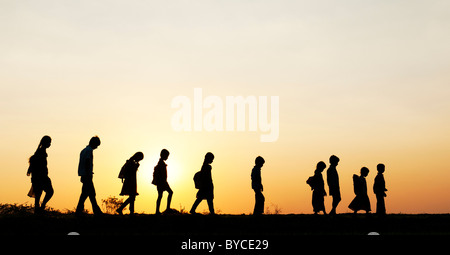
[251,156,265,215]
[373,163,387,215]
[116,152,144,216]
[326,155,341,215]
[27,135,54,214]
[310,161,327,215]
[190,152,215,215]
[349,167,371,214]
[152,149,173,214]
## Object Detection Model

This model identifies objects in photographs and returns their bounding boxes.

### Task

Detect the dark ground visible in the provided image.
[1,213,448,252]
[1,213,449,236]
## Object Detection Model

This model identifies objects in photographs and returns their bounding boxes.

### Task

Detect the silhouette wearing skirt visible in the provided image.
[307,161,327,215]
[190,152,215,215]
[27,135,54,214]
[116,152,144,216]
[349,167,371,214]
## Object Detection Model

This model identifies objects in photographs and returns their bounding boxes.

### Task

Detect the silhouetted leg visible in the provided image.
[81,176,102,215]
[34,189,43,214]
[117,196,131,215]
[207,199,215,215]
[41,186,54,210]
[76,176,89,214]
[129,195,136,215]
[76,192,88,214]
[88,192,102,215]
[190,198,202,214]
[330,194,341,215]
[167,187,173,210]
[156,190,163,214]
[376,194,386,215]
[253,190,265,215]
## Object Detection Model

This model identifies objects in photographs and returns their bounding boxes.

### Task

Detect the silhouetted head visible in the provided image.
[89,136,101,149]
[160,149,170,161]
[329,155,340,166]
[255,156,265,167]
[204,152,214,164]
[377,163,385,174]
[360,167,369,177]
[30,135,52,162]
[131,152,144,162]
[316,161,326,172]
[40,135,52,149]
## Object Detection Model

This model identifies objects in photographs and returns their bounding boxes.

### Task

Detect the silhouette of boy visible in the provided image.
[326,155,341,215]
[251,156,265,215]
[75,136,103,216]
[190,152,215,215]
[152,149,173,214]
[373,163,387,215]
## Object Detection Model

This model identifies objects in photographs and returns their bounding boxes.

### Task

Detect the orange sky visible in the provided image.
[1,1,450,214]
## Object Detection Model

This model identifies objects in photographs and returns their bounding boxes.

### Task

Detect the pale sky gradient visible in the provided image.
[1,0,450,214]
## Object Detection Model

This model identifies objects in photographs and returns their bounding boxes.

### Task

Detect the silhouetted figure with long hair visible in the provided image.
[251,156,265,215]
[326,155,341,215]
[152,149,173,214]
[75,136,103,216]
[349,167,371,214]
[373,163,387,215]
[116,152,144,216]
[190,152,215,215]
[27,135,54,214]
[308,161,327,215]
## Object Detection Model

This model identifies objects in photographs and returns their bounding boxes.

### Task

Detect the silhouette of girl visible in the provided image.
[27,135,54,214]
[190,152,215,215]
[349,167,371,214]
[311,161,327,215]
[116,152,144,215]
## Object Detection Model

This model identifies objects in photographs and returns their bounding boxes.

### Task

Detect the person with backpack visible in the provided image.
[152,149,173,214]
[190,152,215,215]
[27,135,54,214]
[116,152,144,216]
[349,167,371,214]
[251,156,265,215]
[307,161,327,215]
[373,163,387,215]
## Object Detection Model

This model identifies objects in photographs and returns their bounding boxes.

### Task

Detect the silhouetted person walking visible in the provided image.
[190,152,215,215]
[373,163,387,215]
[308,161,327,215]
[152,149,173,214]
[251,156,265,215]
[326,155,341,215]
[349,167,371,214]
[27,135,54,214]
[116,152,144,216]
[75,136,103,216]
